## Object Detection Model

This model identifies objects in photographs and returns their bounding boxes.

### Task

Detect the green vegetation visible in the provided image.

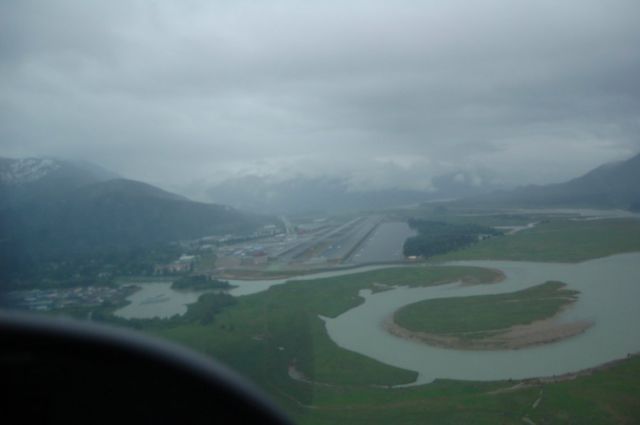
[180,293,237,325]
[282,354,640,425]
[395,281,577,337]
[171,274,232,290]
[0,177,272,289]
[41,217,640,424]
[47,285,141,321]
[434,218,640,262]
[403,219,502,258]
[56,242,640,424]
[139,267,501,401]
[133,263,640,425]
[1,242,183,290]
[93,292,237,330]
[393,207,540,226]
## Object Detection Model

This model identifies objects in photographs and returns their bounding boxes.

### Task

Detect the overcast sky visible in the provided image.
[1,0,639,192]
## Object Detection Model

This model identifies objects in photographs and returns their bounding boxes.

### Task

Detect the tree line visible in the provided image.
[403,219,502,258]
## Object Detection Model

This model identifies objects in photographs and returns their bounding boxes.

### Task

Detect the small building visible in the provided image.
[154,259,193,275]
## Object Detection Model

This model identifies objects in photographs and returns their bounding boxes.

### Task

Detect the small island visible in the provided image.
[386,281,593,350]
[171,275,235,291]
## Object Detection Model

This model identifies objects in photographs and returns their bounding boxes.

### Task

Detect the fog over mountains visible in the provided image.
[3,1,639,192]
[199,170,503,214]
[0,157,268,263]
[2,150,639,228]
[467,152,640,210]
[0,155,505,216]
[1,150,639,286]
[0,157,118,208]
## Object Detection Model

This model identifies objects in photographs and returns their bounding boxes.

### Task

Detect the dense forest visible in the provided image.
[403,219,501,258]
[0,174,271,290]
[0,242,183,291]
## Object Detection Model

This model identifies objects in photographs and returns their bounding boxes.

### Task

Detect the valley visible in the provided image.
[6,207,637,424]
[4,4,640,423]
[3,156,640,424]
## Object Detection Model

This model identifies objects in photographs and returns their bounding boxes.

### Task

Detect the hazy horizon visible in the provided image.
[2,0,639,193]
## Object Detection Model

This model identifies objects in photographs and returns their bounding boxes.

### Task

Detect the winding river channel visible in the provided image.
[114,264,398,319]
[324,253,640,385]
[114,252,640,386]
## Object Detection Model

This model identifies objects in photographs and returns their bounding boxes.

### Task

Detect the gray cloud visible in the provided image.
[1,0,639,191]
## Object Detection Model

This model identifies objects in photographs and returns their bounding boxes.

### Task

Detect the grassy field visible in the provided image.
[395,281,578,337]
[106,217,640,424]
[61,288,637,425]
[433,218,640,262]
[140,266,501,406]
[136,261,640,424]
[390,207,558,226]
[285,354,640,425]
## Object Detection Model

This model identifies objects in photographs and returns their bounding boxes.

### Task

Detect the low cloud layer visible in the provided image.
[1,0,639,192]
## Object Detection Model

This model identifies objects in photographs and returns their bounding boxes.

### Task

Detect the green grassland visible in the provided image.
[135,262,640,424]
[146,281,640,425]
[390,207,555,226]
[111,217,640,424]
[141,266,501,407]
[433,218,640,262]
[395,281,578,337]
[285,354,640,425]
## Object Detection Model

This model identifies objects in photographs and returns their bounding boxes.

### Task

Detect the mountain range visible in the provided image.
[200,153,640,213]
[0,157,118,208]
[465,152,640,210]
[0,157,269,265]
[1,150,638,267]
[200,170,502,214]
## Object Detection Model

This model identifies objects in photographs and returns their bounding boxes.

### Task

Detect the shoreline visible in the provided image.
[383,307,593,351]
[216,260,418,280]
[459,267,506,285]
[487,351,640,392]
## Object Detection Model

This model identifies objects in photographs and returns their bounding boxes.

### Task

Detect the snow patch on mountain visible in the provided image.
[0,158,62,185]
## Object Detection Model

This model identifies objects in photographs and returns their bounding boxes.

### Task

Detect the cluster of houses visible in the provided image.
[215,244,269,268]
[8,285,136,311]
[154,254,195,275]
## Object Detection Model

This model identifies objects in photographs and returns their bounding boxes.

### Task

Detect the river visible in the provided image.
[323,252,640,385]
[113,264,407,319]
[113,251,640,385]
